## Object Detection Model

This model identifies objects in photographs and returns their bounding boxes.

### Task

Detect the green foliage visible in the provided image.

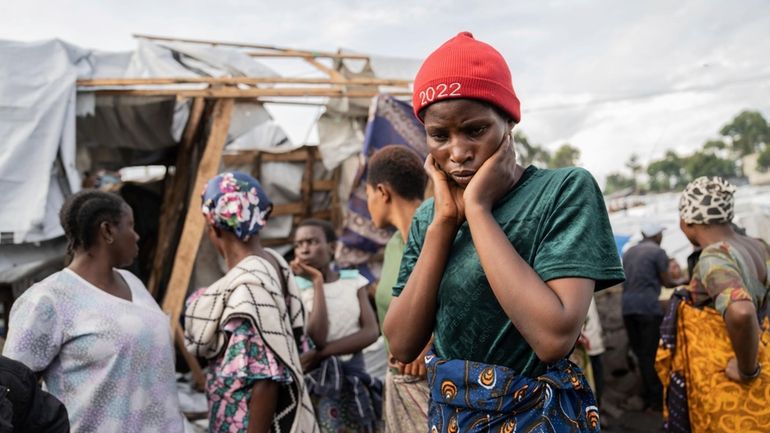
[512,132,581,169]
[719,110,770,157]
[758,146,770,172]
[684,150,737,179]
[514,131,550,167]
[637,110,769,193]
[549,144,581,168]
[644,147,735,192]
[646,150,687,192]
[625,154,642,176]
[703,139,727,151]
[604,172,635,195]
[516,110,769,197]
[617,154,643,193]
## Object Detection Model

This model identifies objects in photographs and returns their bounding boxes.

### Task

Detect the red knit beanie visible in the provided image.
[412,32,521,123]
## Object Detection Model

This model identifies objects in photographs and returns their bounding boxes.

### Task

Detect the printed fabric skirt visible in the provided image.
[656,291,770,433]
[425,348,600,433]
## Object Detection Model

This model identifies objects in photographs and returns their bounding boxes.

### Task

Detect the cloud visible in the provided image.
[2,0,769,187]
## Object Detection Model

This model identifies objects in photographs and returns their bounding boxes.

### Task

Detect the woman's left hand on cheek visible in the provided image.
[464,134,518,211]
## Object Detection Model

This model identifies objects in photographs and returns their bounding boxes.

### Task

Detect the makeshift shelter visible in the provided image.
[607,186,770,267]
[0,34,418,387]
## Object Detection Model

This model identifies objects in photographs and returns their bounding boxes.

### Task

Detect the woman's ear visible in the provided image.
[207,224,224,240]
[206,224,225,256]
[100,221,115,244]
[377,183,392,204]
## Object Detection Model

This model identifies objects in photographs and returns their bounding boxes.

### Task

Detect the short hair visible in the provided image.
[59,190,127,254]
[295,218,337,243]
[366,145,427,201]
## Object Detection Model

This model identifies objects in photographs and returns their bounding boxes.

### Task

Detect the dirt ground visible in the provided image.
[595,286,666,433]
[603,408,663,433]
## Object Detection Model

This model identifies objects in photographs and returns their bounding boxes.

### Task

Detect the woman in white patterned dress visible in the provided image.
[3,189,185,433]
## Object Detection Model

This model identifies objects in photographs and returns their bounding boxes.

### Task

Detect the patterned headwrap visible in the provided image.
[201,172,272,241]
[679,176,736,225]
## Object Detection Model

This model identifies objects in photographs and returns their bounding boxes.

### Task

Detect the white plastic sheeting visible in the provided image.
[0,37,292,244]
[609,185,770,267]
[0,39,85,243]
[0,37,416,245]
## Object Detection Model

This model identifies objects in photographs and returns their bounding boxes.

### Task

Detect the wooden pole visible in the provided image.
[81,87,411,98]
[258,99,329,107]
[246,51,369,60]
[304,57,346,81]
[132,33,370,60]
[77,76,412,87]
[161,97,234,331]
[175,323,206,391]
[161,97,233,318]
[302,147,316,218]
[147,97,206,297]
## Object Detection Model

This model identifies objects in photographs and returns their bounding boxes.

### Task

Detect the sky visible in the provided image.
[2,0,769,186]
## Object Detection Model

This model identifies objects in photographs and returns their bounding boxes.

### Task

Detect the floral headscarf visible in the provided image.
[201,172,272,241]
[679,176,736,225]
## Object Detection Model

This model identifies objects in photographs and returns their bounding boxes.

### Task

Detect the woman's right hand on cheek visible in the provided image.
[290,259,323,283]
[424,154,465,228]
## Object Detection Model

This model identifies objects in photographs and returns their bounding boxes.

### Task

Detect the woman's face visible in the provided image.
[293,225,333,271]
[112,204,140,266]
[423,99,511,188]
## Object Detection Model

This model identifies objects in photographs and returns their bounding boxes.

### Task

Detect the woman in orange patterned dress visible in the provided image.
[657,176,770,433]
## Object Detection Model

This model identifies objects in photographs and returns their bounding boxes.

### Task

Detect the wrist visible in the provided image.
[317,346,331,359]
[465,203,491,219]
[428,219,460,234]
[739,362,761,381]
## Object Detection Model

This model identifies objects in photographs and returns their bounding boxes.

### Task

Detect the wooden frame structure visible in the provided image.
[222,146,343,247]
[76,35,413,389]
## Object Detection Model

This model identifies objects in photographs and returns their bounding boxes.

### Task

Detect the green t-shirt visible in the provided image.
[393,166,625,377]
[375,232,406,354]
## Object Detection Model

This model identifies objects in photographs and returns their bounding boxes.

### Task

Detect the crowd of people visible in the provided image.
[0,31,768,433]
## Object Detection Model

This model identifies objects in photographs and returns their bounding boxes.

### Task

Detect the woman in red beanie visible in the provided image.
[383,32,624,432]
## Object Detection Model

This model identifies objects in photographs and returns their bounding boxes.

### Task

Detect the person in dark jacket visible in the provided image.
[0,355,69,433]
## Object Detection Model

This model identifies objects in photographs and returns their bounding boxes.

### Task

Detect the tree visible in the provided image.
[757,146,770,172]
[604,172,635,195]
[683,150,736,180]
[703,139,727,152]
[719,110,770,158]
[647,150,687,192]
[625,153,642,192]
[514,131,550,167]
[548,144,581,168]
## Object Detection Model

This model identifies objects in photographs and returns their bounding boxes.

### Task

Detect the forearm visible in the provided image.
[725,301,761,374]
[247,380,279,433]
[466,206,592,362]
[384,222,456,362]
[306,279,329,347]
[661,273,686,288]
[319,326,379,358]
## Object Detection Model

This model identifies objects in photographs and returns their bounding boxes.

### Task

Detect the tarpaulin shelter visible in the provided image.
[0,33,417,387]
